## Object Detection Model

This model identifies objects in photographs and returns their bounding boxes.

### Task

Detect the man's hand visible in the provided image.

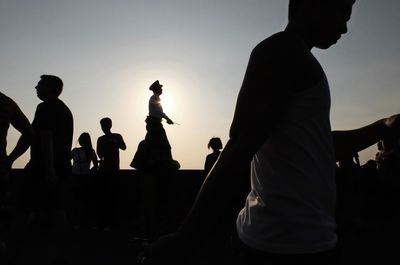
[166,118,174,125]
[383,114,400,135]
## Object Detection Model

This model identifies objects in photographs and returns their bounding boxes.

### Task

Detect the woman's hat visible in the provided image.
[149,80,162,91]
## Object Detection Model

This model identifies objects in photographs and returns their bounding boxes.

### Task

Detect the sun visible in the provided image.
[161,93,173,113]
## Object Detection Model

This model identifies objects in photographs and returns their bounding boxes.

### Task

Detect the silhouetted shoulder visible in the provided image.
[248,31,324,93]
[0,93,20,117]
[229,32,325,140]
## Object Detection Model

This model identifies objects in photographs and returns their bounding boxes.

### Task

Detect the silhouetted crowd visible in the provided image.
[0,77,226,264]
[1,76,400,265]
[336,136,400,227]
[2,2,400,264]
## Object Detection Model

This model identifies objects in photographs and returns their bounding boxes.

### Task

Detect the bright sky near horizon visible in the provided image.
[1,0,400,169]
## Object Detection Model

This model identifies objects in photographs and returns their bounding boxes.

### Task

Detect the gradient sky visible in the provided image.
[1,0,399,169]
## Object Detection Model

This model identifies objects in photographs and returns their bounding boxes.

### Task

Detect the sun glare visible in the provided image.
[161,93,173,113]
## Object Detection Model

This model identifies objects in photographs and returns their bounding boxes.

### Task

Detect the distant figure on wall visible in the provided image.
[71,132,98,175]
[130,80,180,236]
[131,80,180,171]
[70,132,98,229]
[96,117,126,230]
[97,117,126,176]
[146,80,175,168]
[204,137,223,176]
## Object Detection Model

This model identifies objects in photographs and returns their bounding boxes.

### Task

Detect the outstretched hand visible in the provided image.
[166,118,174,125]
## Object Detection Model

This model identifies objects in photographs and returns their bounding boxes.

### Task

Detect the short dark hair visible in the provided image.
[40,75,63,96]
[288,0,305,21]
[208,137,223,150]
[100,117,112,127]
[288,0,356,21]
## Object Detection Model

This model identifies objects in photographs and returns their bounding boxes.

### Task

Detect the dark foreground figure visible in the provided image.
[7,75,73,264]
[139,1,400,265]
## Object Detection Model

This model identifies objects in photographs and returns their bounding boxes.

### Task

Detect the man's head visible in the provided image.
[100,117,112,134]
[35,75,63,101]
[288,0,356,49]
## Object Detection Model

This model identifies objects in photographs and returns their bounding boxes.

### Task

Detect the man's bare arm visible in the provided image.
[7,102,34,165]
[118,135,127,151]
[332,115,400,161]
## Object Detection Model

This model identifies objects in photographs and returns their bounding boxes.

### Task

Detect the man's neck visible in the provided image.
[42,96,59,103]
[284,22,314,51]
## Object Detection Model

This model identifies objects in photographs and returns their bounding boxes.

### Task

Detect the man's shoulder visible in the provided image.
[112,133,123,139]
[0,93,19,113]
[98,135,106,141]
[149,94,159,102]
[56,99,72,113]
[0,92,12,104]
[252,31,310,59]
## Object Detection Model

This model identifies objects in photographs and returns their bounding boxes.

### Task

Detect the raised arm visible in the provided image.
[117,134,126,151]
[332,115,400,162]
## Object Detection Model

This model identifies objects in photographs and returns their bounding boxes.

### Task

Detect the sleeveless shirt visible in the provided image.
[236,74,337,254]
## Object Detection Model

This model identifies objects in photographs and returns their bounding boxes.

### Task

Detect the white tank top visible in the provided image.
[236,74,337,254]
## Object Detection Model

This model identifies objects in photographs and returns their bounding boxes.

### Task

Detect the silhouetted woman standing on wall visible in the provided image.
[145,80,174,165]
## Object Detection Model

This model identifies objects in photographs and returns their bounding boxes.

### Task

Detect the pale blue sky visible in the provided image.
[1,0,399,169]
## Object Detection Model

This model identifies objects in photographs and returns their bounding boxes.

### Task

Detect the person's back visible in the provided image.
[97,133,124,171]
[97,117,126,172]
[30,98,73,175]
[71,147,96,175]
[95,118,126,230]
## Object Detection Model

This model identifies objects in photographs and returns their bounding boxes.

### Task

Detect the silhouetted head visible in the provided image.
[78,132,93,149]
[377,140,384,151]
[100,117,112,134]
[288,0,356,49]
[149,80,163,95]
[35,75,63,101]
[208,137,223,152]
